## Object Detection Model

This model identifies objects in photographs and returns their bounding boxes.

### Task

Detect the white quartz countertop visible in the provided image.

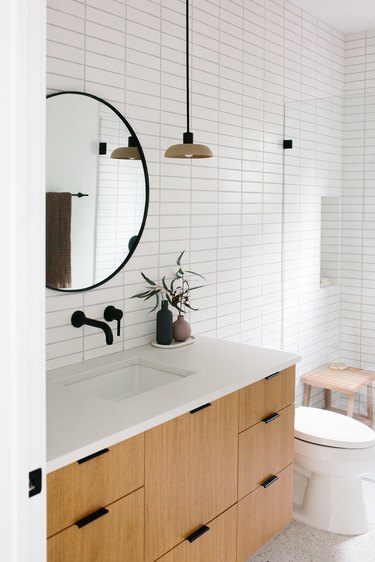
[47,336,299,473]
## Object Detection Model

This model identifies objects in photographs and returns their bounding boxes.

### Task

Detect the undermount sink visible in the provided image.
[59,358,196,402]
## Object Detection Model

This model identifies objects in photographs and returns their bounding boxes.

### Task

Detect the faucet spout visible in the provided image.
[71,311,113,345]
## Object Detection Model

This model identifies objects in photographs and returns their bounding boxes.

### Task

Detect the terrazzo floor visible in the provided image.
[248,470,375,562]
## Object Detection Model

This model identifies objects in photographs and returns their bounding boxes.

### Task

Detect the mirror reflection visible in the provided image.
[46,92,148,291]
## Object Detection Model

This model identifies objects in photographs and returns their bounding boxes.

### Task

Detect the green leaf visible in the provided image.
[170,275,179,291]
[188,285,205,291]
[131,290,153,298]
[144,289,160,300]
[150,292,160,312]
[162,276,170,293]
[185,302,198,311]
[186,270,206,280]
[141,271,156,286]
[176,250,185,266]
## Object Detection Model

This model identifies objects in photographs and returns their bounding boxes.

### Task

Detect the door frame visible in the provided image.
[0,0,46,560]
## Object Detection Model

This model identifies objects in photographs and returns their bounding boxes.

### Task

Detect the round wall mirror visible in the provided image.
[46,91,149,292]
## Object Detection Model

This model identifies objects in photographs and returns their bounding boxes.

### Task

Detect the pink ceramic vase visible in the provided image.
[172,314,191,342]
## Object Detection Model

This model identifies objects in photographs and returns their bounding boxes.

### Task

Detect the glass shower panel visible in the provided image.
[362,95,375,372]
[283,97,343,404]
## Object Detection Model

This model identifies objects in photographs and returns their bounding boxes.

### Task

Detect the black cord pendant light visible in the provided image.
[164,0,212,159]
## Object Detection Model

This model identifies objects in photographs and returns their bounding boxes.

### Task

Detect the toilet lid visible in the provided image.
[295,407,375,449]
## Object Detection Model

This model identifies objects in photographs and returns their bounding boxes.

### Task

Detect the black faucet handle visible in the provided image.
[71,310,86,327]
[104,306,123,337]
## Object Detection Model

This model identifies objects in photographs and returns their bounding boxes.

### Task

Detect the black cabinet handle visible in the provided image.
[262,412,280,424]
[261,475,279,488]
[77,448,109,464]
[75,507,109,529]
[265,371,280,380]
[186,525,210,543]
[190,403,211,414]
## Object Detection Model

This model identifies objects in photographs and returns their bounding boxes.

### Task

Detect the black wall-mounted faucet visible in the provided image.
[71,311,113,345]
[104,306,123,337]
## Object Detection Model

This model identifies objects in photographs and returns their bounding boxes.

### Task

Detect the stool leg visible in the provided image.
[324,389,332,410]
[367,383,373,424]
[347,394,355,417]
[304,385,312,406]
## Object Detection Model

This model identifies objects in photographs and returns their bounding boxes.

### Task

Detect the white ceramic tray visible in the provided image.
[151,336,195,349]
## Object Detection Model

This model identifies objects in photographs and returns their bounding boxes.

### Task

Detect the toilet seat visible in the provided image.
[295,406,375,449]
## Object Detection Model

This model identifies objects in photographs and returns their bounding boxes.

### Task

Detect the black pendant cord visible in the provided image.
[186,0,190,134]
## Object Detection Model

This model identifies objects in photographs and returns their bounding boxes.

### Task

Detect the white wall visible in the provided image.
[283,96,344,406]
[340,30,375,416]
[46,0,345,383]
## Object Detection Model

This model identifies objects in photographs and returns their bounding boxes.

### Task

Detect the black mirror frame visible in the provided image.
[46,90,150,293]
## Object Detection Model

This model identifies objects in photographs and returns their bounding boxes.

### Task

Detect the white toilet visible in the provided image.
[293,406,375,535]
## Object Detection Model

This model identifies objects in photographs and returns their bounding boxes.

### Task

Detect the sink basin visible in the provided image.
[59,358,196,401]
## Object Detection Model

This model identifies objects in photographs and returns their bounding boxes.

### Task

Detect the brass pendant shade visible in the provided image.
[164,132,212,159]
[111,136,141,160]
[164,0,212,159]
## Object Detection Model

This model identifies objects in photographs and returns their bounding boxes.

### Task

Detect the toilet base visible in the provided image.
[293,467,369,535]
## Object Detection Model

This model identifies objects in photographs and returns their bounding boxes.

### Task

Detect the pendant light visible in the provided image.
[111,136,140,160]
[164,0,212,159]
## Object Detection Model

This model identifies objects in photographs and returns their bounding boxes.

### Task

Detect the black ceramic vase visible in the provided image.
[156,300,173,345]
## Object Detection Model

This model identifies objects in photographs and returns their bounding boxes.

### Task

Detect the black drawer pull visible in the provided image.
[186,525,210,543]
[190,403,211,414]
[261,475,279,489]
[77,448,109,464]
[262,412,280,424]
[75,507,109,528]
[265,371,280,381]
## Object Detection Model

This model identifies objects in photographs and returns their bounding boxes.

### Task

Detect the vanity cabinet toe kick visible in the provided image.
[47,365,296,562]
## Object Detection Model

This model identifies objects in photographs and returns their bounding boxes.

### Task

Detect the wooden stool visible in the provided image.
[301,366,375,426]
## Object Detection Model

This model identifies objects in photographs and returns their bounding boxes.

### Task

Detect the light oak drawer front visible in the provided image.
[237,464,293,562]
[155,505,237,562]
[238,404,294,499]
[145,392,239,562]
[239,366,295,432]
[47,487,144,562]
[47,433,144,537]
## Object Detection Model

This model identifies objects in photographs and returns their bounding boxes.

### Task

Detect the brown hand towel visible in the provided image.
[46,192,72,288]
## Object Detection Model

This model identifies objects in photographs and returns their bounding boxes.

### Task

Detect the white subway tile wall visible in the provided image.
[284,96,344,406]
[341,31,375,417]
[46,0,346,405]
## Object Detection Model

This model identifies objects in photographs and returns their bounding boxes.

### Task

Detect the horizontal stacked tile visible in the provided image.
[46,0,345,375]
[342,31,375,417]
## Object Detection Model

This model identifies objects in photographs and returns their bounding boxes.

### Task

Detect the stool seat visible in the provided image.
[301,366,375,425]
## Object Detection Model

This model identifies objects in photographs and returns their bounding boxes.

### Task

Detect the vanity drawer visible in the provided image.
[155,505,237,562]
[47,433,144,537]
[238,404,294,499]
[237,463,293,562]
[47,487,144,562]
[239,366,295,432]
[145,392,238,562]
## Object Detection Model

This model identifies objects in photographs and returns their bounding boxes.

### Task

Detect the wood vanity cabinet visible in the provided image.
[144,392,239,562]
[155,505,237,562]
[237,366,295,561]
[47,365,295,562]
[237,464,294,562]
[47,434,144,562]
[47,488,144,562]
